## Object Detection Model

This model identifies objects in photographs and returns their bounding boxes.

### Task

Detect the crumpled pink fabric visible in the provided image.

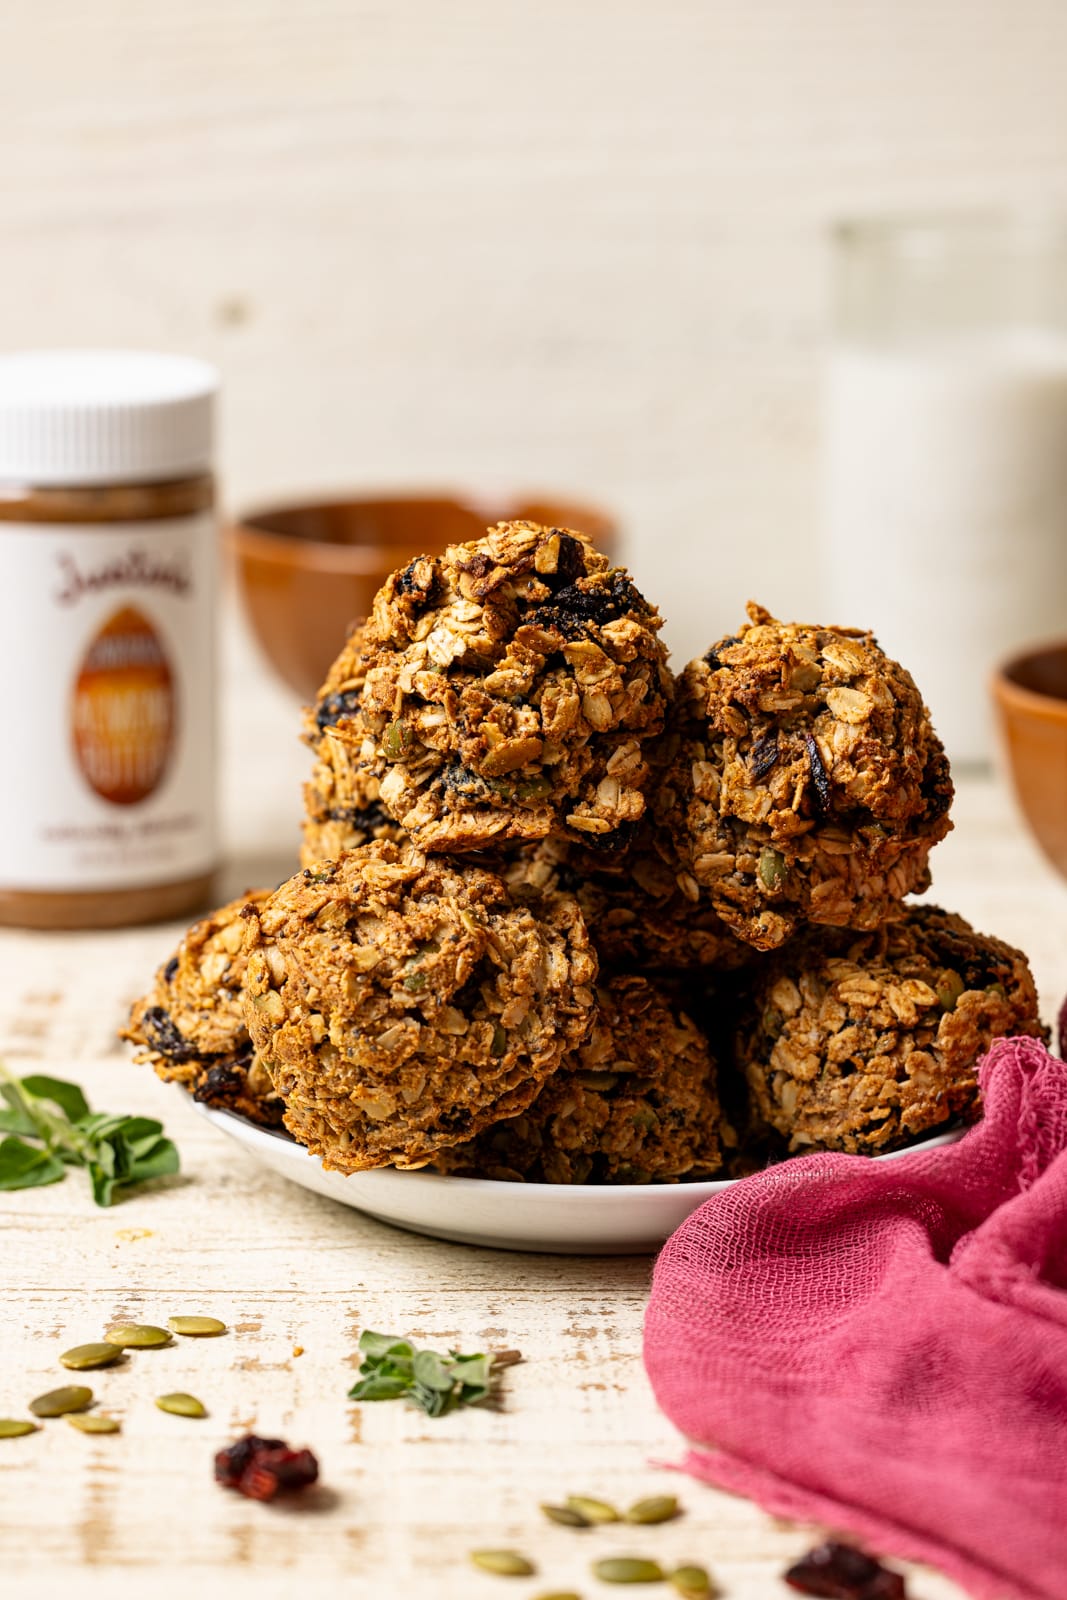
[644,1036,1067,1600]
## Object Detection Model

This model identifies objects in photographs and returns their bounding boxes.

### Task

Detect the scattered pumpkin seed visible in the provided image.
[156,1392,207,1418]
[490,1025,507,1058]
[59,1342,124,1371]
[625,1495,680,1525]
[29,1385,93,1417]
[668,1565,713,1597]
[469,1549,536,1577]
[105,1323,172,1349]
[592,1557,665,1584]
[66,1413,121,1435]
[542,1503,591,1527]
[167,1316,227,1337]
[0,1418,38,1438]
[567,1494,619,1524]
[532,1593,582,1600]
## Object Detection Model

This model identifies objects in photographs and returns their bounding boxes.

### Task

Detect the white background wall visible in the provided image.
[3,0,1067,673]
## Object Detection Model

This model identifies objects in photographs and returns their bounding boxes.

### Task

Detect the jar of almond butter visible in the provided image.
[0,350,219,928]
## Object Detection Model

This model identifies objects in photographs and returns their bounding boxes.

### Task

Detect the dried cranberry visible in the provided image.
[784,1540,907,1600]
[215,1434,318,1501]
[272,1448,319,1489]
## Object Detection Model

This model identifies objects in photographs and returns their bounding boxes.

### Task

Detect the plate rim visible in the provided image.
[192,1100,964,1204]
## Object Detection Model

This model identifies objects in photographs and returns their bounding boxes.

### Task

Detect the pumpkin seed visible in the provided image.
[105,1323,172,1349]
[592,1557,665,1584]
[532,1594,582,1600]
[469,1549,536,1576]
[669,1565,713,1597]
[383,720,411,759]
[935,970,966,1012]
[66,1413,121,1435]
[29,1385,93,1417]
[567,1494,619,1524]
[575,1072,618,1092]
[542,1502,590,1527]
[758,847,788,892]
[167,1316,227,1337]
[156,1392,207,1418]
[625,1495,680,1525]
[0,1418,38,1438]
[59,1343,124,1371]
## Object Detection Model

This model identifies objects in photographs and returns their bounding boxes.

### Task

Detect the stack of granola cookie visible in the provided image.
[124,522,1045,1181]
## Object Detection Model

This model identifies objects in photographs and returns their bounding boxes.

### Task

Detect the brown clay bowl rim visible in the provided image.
[226,491,618,576]
[992,637,1067,722]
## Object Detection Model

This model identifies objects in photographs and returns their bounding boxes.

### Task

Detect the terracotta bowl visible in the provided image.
[992,639,1067,880]
[227,492,619,701]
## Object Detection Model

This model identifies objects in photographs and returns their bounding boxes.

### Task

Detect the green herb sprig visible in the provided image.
[0,1064,179,1206]
[348,1330,520,1418]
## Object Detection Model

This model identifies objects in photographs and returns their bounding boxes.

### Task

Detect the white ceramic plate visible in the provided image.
[195,1103,963,1255]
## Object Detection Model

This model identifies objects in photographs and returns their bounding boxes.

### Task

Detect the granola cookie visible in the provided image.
[658,603,953,949]
[737,905,1044,1152]
[324,521,671,851]
[498,826,755,974]
[242,841,598,1172]
[122,891,283,1127]
[435,975,727,1183]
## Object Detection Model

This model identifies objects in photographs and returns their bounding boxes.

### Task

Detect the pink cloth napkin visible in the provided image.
[644,1036,1067,1600]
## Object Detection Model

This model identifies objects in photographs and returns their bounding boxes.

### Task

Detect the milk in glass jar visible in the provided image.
[823,216,1067,764]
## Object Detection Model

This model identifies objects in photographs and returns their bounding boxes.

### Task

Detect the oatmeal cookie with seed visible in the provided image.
[435,975,728,1182]
[498,826,755,973]
[300,623,406,866]
[242,841,598,1172]
[657,603,953,949]
[325,521,671,851]
[301,738,405,867]
[122,891,283,1127]
[737,905,1044,1153]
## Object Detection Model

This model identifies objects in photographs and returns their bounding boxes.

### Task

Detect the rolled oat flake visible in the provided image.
[0,351,219,929]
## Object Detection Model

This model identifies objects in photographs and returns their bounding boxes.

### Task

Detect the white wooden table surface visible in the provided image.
[2,744,1065,1600]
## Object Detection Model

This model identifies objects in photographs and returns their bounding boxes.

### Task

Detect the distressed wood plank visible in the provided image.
[2,773,1062,1596]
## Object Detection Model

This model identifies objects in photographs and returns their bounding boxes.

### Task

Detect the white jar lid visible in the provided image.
[0,349,218,486]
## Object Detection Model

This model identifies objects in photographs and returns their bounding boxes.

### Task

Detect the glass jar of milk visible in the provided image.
[822,215,1067,764]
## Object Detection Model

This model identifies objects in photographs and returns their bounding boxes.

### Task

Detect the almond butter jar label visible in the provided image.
[0,516,218,890]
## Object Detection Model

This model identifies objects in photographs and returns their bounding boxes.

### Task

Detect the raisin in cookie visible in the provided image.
[323,521,671,851]
[123,891,283,1127]
[736,906,1044,1152]
[658,603,953,949]
[435,975,728,1183]
[242,841,597,1172]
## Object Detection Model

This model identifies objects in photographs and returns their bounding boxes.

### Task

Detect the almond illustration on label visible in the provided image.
[72,605,176,805]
